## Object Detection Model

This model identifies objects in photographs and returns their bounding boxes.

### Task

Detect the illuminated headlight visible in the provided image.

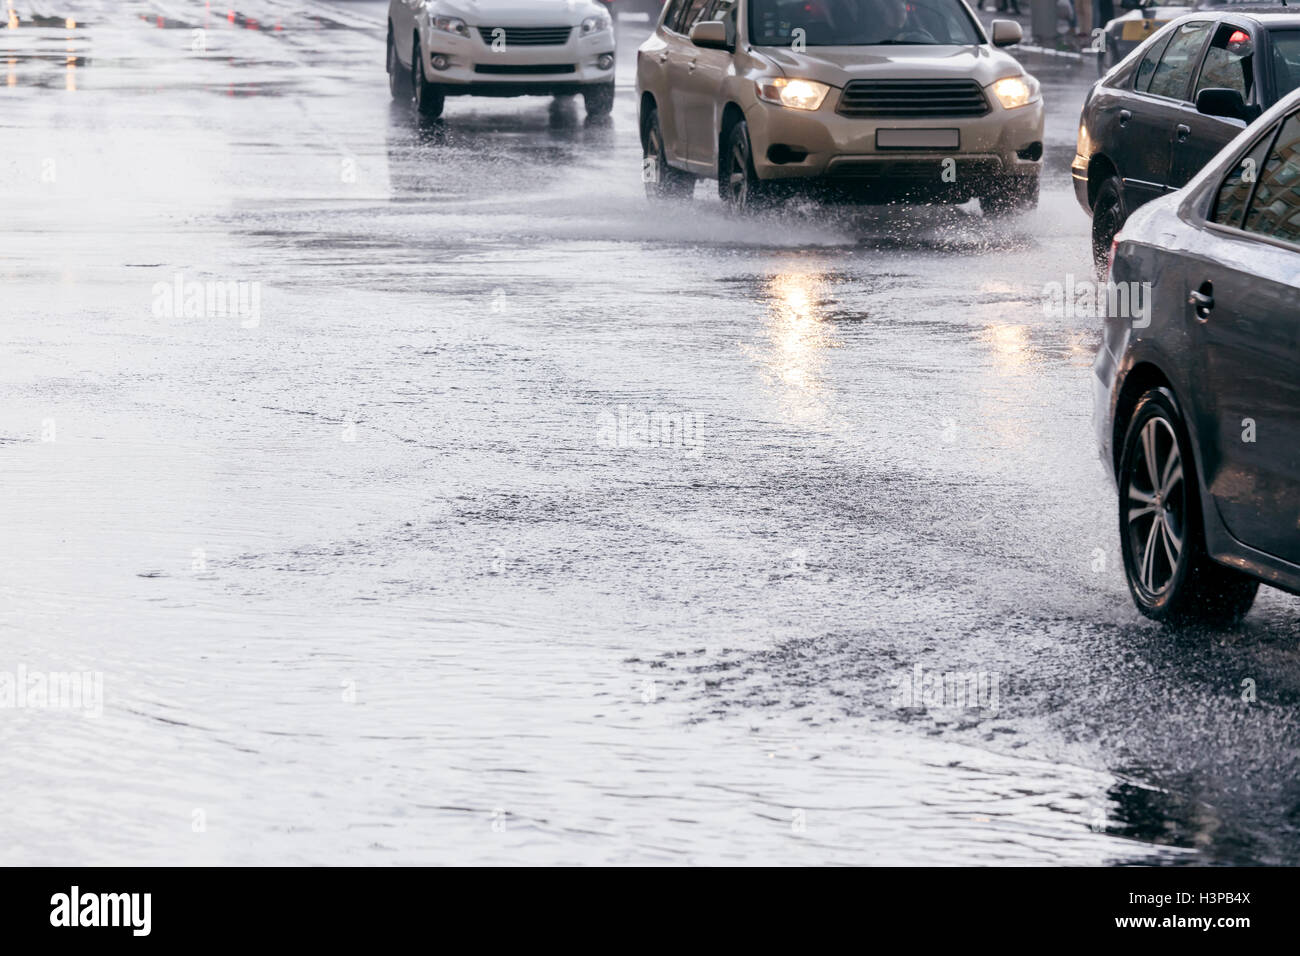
[581,13,611,35]
[432,16,469,38]
[990,74,1040,110]
[756,77,830,111]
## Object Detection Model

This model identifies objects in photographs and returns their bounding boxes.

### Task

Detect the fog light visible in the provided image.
[431,54,449,71]
[597,53,614,70]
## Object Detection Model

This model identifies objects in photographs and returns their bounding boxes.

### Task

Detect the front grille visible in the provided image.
[474,63,576,75]
[476,26,573,46]
[837,79,989,118]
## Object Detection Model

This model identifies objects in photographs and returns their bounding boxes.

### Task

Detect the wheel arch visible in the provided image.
[639,91,658,147]
[1112,361,1174,477]
[717,102,747,175]
[1087,153,1120,210]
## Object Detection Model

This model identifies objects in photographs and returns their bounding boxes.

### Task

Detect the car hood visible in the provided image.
[756,44,1024,88]
[433,0,605,26]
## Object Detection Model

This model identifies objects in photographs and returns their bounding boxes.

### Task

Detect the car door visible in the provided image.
[1194,111,1300,564]
[1170,21,1258,188]
[665,0,713,163]
[676,0,737,171]
[1124,20,1212,207]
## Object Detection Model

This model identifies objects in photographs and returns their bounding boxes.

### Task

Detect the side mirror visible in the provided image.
[1196,87,1256,122]
[690,20,729,50]
[990,19,1022,47]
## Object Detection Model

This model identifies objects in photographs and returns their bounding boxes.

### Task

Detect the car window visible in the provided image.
[1195,24,1255,102]
[702,0,737,42]
[661,0,688,29]
[1212,122,1277,228]
[1148,21,1211,100]
[1242,112,1300,247]
[747,0,982,47]
[1269,29,1300,98]
[673,0,712,34]
[1136,31,1176,93]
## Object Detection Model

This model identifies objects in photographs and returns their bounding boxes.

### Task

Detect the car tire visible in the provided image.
[642,105,694,202]
[719,120,769,214]
[413,41,445,119]
[981,176,1039,217]
[388,30,412,101]
[1117,387,1259,627]
[583,83,615,118]
[1092,175,1126,273]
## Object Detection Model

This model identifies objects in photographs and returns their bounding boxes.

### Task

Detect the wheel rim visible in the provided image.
[727,140,747,206]
[1126,417,1186,596]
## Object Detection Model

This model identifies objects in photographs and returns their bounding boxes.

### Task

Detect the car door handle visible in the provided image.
[687,58,697,72]
[1119,109,1132,126]
[1190,281,1214,320]
[657,51,669,63]
[1176,123,1191,142]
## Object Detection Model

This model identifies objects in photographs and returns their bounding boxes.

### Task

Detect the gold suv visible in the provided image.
[636,0,1045,213]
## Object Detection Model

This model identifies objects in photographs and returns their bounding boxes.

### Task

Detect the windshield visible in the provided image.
[748,0,984,46]
[1270,29,1300,97]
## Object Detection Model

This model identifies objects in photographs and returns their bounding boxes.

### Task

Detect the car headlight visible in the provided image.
[990,74,1040,110]
[756,77,830,111]
[433,16,470,38]
[580,13,611,35]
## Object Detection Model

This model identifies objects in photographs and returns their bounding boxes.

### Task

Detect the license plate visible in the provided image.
[875,128,960,150]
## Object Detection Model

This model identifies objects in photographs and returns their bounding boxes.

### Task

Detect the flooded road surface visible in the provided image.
[3,0,1299,865]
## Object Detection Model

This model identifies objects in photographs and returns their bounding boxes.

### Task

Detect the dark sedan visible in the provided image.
[1074,11,1300,266]
[1093,87,1300,624]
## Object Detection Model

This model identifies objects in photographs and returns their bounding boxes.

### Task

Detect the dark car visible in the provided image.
[1074,11,1300,266]
[1093,88,1300,624]
[1098,0,1289,67]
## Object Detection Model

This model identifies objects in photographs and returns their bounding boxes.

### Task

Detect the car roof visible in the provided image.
[1161,9,1300,25]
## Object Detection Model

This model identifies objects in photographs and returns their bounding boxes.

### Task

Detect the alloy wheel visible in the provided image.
[1125,417,1186,596]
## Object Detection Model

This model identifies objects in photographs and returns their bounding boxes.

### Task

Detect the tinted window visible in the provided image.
[747,0,981,47]
[1212,123,1276,228]
[1243,113,1300,246]
[1136,31,1175,93]
[1195,24,1255,101]
[672,0,709,33]
[1148,21,1211,100]
[1269,29,1300,98]
[662,0,687,29]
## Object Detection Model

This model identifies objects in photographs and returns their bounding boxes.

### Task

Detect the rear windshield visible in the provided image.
[1269,29,1300,98]
[748,0,983,47]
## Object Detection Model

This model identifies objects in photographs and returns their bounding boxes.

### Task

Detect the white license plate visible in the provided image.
[875,128,960,150]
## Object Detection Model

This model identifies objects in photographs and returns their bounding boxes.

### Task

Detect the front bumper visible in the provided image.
[744,92,1045,196]
[1071,153,1091,216]
[421,26,614,92]
[1092,340,1119,483]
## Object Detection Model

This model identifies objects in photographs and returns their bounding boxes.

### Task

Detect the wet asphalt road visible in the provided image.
[3,0,1300,865]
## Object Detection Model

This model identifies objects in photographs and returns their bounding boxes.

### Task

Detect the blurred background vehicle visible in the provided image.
[387,0,617,118]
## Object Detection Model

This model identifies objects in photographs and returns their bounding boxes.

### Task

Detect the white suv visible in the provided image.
[387,0,617,118]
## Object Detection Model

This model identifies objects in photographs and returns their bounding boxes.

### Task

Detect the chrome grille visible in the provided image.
[836,79,990,118]
[476,26,573,46]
